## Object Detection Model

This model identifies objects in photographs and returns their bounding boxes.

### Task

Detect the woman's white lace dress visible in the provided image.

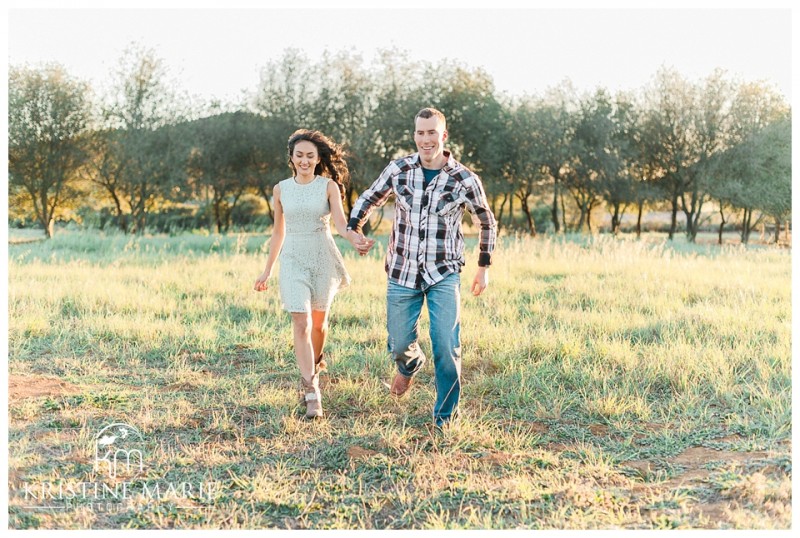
[277,176,351,312]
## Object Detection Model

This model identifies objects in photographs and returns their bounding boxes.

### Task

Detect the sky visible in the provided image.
[6,3,793,106]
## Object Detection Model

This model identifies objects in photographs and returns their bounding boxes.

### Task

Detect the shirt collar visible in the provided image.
[411,150,458,174]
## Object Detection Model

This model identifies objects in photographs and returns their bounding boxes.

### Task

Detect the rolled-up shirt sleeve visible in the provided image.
[348,163,396,232]
[463,174,497,267]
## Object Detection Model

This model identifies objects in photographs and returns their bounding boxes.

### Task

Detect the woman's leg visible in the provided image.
[291,312,314,381]
[310,309,329,365]
[293,311,323,418]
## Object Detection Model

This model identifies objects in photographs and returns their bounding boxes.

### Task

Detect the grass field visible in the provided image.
[6,230,792,529]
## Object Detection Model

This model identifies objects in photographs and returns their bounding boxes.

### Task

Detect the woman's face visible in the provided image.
[291,140,320,177]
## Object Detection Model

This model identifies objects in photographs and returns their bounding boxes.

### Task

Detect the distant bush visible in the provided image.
[531,204,552,233]
[148,205,199,234]
[231,194,271,228]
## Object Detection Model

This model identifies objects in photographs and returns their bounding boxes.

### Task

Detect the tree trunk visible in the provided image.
[718,205,726,245]
[577,206,587,234]
[586,203,594,234]
[519,193,536,236]
[214,199,223,234]
[133,182,148,234]
[262,189,274,223]
[636,201,644,238]
[102,187,129,233]
[669,193,679,241]
[551,179,561,233]
[687,216,698,242]
[560,192,567,233]
[741,208,752,244]
[495,192,508,232]
[610,203,621,235]
[507,193,515,230]
[206,185,214,232]
[136,212,146,235]
[681,202,697,243]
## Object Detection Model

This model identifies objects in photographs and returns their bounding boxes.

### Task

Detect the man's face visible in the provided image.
[414,116,448,166]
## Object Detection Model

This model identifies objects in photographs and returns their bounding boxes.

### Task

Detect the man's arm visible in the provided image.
[347,162,396,232]
[327,181,374,256]
[463,173,497,296]
[463,173,497,268]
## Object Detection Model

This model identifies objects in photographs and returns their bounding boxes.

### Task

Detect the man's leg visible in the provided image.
[426,273,462,426]
[387,281,426,383]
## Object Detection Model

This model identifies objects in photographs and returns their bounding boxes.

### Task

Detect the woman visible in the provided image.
[254,129,372,419]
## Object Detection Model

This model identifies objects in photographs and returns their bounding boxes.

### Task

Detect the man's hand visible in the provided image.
[346,229,375,256]
[471,267,489,296]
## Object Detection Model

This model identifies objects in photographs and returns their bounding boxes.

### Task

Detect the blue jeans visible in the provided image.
[387,273,462,425]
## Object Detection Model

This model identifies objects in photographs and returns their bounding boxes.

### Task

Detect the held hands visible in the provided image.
[471,267,489,296]
[346,230,376,256]
[254,270,271,292]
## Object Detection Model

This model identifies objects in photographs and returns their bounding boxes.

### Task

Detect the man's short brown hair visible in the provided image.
[414,107,447,129]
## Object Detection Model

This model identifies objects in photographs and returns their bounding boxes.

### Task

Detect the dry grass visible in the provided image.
[7,230,791,529]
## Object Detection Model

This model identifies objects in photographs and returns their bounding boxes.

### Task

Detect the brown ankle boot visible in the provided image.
[301,374,323,419]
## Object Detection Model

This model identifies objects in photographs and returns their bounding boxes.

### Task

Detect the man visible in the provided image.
[347,107,497,427]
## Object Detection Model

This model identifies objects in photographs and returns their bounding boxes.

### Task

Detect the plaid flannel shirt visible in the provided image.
[348,151,497,289]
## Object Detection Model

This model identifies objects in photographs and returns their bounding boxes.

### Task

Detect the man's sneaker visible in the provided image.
[389,372,413,397]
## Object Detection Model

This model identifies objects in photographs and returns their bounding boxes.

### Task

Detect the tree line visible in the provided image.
[8,44,791,243]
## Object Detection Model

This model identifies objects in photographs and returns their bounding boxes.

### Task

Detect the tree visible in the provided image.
[641,67,696,240]
[596,91,642,234]
[504,97,543,235]
[100,43,186,233]
[9,63,91,237]
[421,61,509,232]
[565,89,621,233]
[310,50,377,214]
[680,70,733,241]
[756,118,792,243]
[705,80,789,243]
[534,83,579,233]
[81,128,130,230]
[187,112,272,232]
[252,48,317,131]
[707,116,791,244]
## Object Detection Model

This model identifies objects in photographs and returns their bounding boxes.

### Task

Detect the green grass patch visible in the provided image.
[7,230,791,529]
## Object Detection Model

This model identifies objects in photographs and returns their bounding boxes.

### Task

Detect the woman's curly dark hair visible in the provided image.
[287,129,349,200]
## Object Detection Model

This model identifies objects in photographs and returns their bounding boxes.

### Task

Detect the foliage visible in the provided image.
[8,48,791,239]
[9,63,92,237]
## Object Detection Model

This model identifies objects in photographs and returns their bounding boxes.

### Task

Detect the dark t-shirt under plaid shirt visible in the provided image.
[348,151,498,289]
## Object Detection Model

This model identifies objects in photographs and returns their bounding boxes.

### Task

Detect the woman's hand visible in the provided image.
[346,229,376,256]
[254,271,271,292]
